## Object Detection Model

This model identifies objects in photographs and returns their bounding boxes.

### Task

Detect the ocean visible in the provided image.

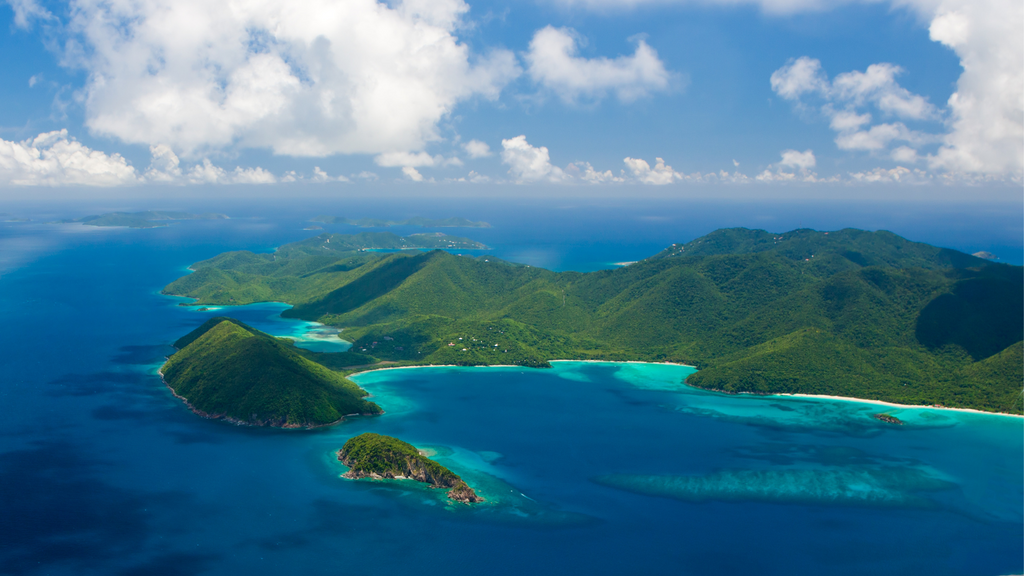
[0,198,1020,575]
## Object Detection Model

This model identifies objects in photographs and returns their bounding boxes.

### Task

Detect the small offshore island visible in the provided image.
[338,433,482,504]
[55,210,229,228]
[161,317,381,427]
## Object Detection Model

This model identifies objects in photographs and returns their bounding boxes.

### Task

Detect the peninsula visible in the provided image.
[161,317,381,427]
[338,433,482,503]
[311,215,491,228]
[56,211,229,228]
[163,227,1024,414]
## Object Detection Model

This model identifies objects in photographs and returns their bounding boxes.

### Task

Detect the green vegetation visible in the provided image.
[311,215,491,228]
[161,317,381,427]
[56,211,229,228]
[338,433,482,503]
[163,227,1024,414]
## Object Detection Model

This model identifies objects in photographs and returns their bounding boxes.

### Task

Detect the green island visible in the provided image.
[56,210,229,228]
[163,227,1024,414]
[338,433,482,503]
[161,317,381,427]
[311,215,491,228]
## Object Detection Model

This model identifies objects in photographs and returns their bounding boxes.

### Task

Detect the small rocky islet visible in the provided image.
[338,433,483,504]
[873,413,904,425]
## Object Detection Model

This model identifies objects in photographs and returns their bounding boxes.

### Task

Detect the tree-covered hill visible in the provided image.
[162,317,381,427]
[338,433,482,503]
[164,228,1023,414]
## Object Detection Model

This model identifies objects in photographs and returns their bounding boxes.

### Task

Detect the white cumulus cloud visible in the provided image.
[922,0,1023,174]
[0,130,139,186]
[833,122,929,151]
[779,149,816,170]
[463,139,492,158]
[500,135,568,182]
[525,26,672,103]
[567,161,625,183]
[546,0,868,15]
[57,0,521,159]
[5,0,52,28]
[772,57,936,121]
[375,152,439,168]
[401,166,425,181]
[763,0,1022,175]
[772,57,940,164]
[623,156,680,184]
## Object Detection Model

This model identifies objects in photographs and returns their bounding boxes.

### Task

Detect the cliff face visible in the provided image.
[446,481,484,504]
[338,433,482,504]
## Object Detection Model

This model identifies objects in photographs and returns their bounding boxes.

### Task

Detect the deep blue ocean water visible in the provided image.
[0,201,1021,575]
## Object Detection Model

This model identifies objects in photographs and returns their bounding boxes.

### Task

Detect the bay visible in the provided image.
[0,205,1020,575]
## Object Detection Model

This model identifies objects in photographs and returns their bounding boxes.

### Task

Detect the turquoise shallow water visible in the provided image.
[352,363,1022,526]
[0,214,1020,575]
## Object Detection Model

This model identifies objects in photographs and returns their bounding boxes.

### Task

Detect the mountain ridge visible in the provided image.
[163,227,1023,414]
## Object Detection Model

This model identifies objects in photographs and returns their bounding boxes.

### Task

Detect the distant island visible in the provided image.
[161,317,381,427]
[338,433,482,503]
[163,227,1024,414]
[56,211,229,228]
[311,215,491,228]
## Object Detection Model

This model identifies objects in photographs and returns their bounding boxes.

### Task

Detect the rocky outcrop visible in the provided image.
[338,433,483,504]
[873,413,904,425]
[446,480,483,504]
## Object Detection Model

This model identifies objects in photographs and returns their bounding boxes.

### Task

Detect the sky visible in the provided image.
[0,0,1020,193]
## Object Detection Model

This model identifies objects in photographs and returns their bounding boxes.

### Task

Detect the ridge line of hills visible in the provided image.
[163,227,1024,414]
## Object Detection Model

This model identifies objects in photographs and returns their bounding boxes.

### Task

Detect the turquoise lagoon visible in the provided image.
[0,212,1021,576]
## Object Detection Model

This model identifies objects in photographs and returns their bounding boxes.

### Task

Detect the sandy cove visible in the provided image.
[349,360,1021,419]
[771,392,1024,419]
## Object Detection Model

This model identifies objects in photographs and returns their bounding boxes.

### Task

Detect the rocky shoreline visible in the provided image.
[337,434,483,504]
[159,367,350,429]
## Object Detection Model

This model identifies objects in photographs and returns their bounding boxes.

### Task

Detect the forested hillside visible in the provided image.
[164,228,1024,413]
[162,317,381,427]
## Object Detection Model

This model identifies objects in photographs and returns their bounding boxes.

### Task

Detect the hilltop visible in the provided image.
[163,228,1024,414]
[161,317,381,427]
[338,433,482,504]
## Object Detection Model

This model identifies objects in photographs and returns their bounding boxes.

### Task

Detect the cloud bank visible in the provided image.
[0,131,340,186]
[54,0,520,159]
[0,130,137,186]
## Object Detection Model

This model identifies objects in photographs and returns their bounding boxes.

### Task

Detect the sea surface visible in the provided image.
[0,202,1021,575]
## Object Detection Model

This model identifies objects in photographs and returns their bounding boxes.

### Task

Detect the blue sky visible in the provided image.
[0,0,1019,190]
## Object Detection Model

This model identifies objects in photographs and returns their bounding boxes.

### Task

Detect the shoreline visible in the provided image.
[769,392,1024,419]
[349,360,1022,418]
[350,359,696,377]
[549,359,696,368]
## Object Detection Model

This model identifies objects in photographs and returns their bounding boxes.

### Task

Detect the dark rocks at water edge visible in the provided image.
[338,433,483,504]
[874,413,904,425]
